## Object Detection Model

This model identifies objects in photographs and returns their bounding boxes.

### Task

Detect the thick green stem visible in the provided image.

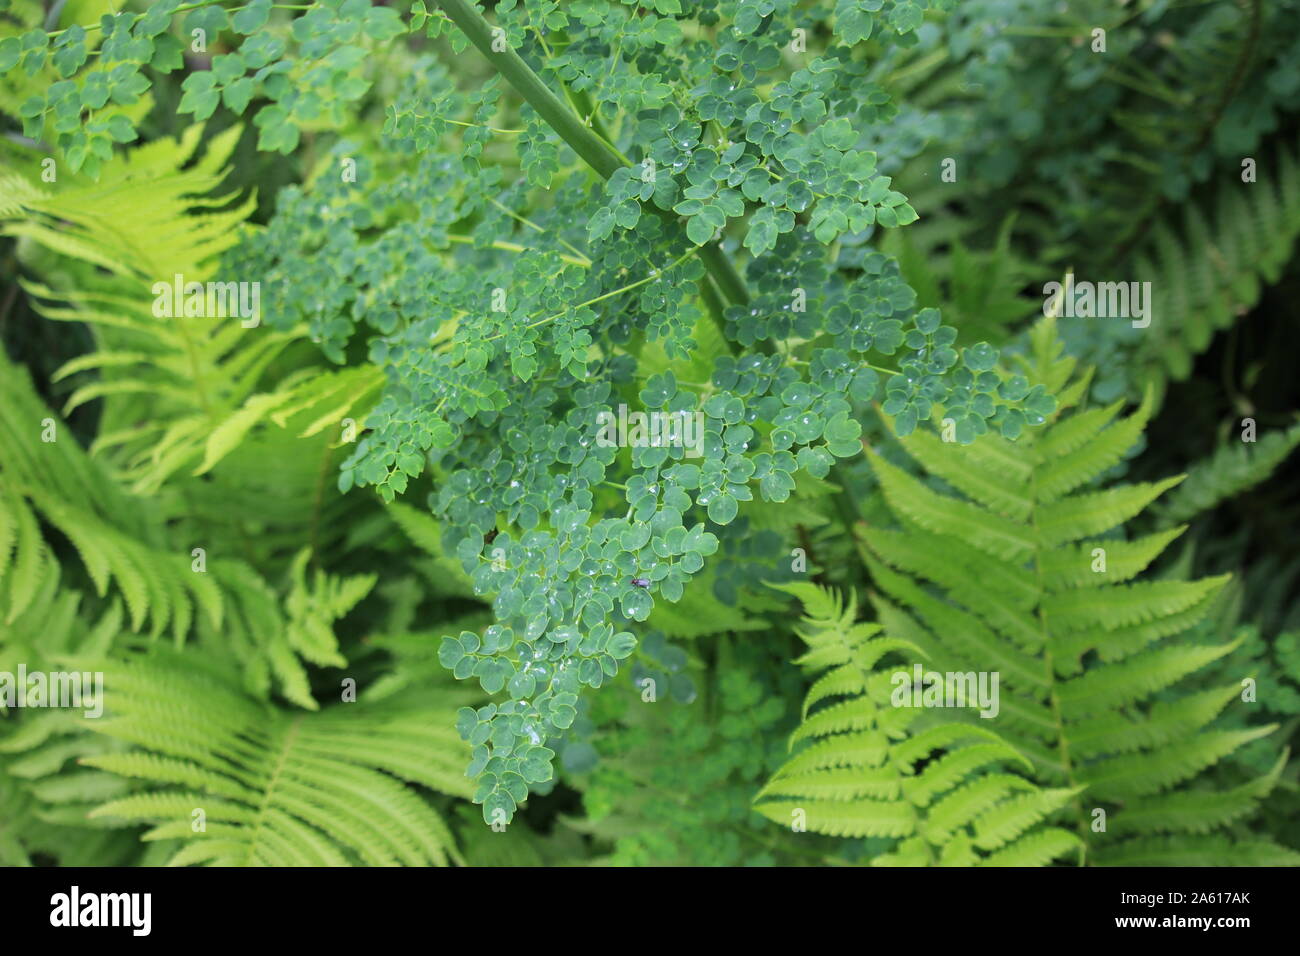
[436,0,861,550]
[698,272,726,329]
[437,0,623,177]
[436,0,749,310]
[697,244,750,305]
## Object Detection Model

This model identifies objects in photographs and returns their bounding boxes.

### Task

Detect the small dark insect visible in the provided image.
[631,577,651,588]
[484,528,500,546]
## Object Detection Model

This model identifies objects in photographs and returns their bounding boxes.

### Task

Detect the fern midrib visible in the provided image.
[821,600,933,862]
[244,712,305,865]
[31,174,221,415]
[1027,443,1092,867]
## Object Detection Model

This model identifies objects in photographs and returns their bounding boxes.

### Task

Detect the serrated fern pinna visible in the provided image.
[755,581,1084,866]
[805,320,1295,866]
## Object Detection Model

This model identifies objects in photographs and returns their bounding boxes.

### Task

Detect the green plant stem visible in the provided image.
[436,0,623,177]
[434,0,750,314]
[698,272,727,330]
[481,248,697,344]
[486,196,591,265]
[435,0,861,539]
[444,233,589,268]
[444,118,523,134]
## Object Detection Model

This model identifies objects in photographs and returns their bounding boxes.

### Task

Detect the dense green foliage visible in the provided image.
[1,0,1297,866]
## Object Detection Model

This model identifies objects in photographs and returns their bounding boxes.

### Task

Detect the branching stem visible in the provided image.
[434,0,750,314]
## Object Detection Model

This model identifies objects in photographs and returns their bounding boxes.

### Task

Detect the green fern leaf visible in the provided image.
[754,583,1081,866]
[83,651,470,867]
[861,316,1287,864]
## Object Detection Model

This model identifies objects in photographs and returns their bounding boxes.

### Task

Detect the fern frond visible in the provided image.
[754,583,1081,866]
[1093,836,1300,867]
[1,125,248,280]
[1155,421,1300,527]
[1097,134,1300,403]
[83,651,470,866]
[861,318,1288,864]
[1108,751,1288,836]
[0,351,359,705]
